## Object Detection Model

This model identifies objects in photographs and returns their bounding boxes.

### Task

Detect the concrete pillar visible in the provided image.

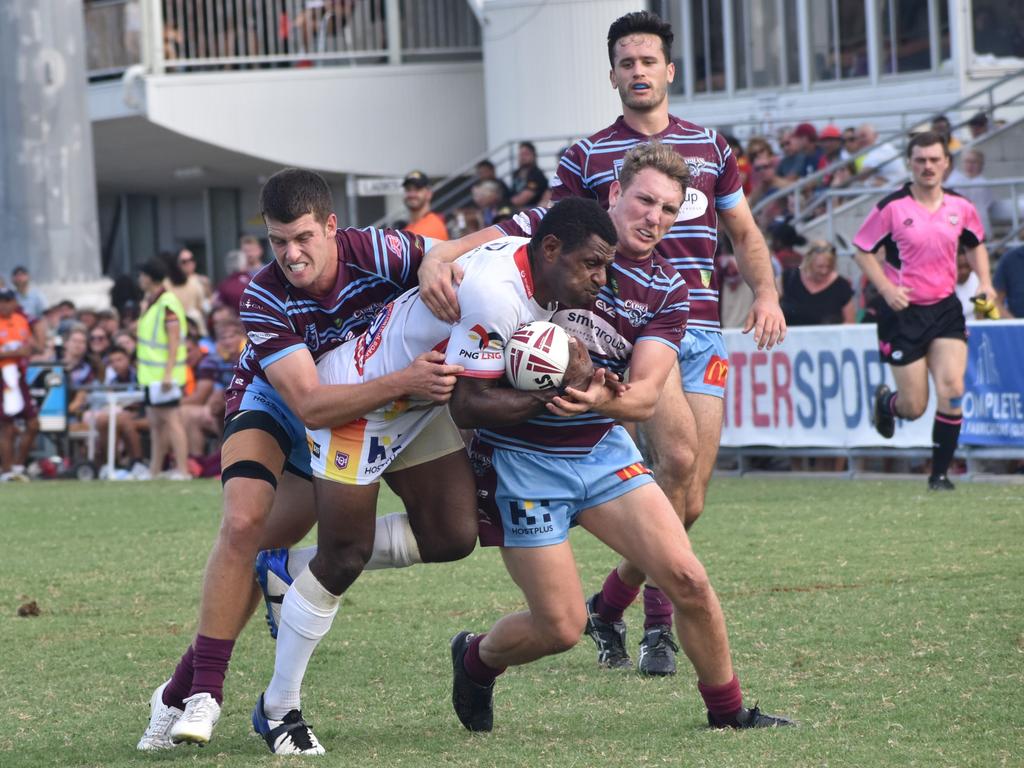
[0,0,103,297]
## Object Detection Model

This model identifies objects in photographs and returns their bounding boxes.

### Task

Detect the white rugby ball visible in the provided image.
[504,321,571,391]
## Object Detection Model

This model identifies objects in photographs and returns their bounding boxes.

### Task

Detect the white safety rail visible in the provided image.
[85,0,482,78]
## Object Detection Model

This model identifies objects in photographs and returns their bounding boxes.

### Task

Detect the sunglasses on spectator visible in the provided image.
[754,163,773,171]
[179,257,194,264]
[90,334,108,342]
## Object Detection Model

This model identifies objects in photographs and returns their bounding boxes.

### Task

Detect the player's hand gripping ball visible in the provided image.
[504,321,571,391]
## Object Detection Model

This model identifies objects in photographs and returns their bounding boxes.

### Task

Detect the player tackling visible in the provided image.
[450,142,793,732]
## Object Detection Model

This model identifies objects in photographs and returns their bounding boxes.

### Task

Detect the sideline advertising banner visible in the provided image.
[961,320,1024,446]
[720,321,1024,449]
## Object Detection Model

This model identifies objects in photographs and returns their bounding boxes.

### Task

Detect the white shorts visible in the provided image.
[307,338,463,485]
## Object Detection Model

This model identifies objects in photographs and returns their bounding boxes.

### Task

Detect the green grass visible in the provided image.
[1,478,1021,768]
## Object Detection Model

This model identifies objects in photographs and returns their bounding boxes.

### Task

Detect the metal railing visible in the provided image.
[810,178,1024,255]
[86,0,480,79]
[750,69,1024,225]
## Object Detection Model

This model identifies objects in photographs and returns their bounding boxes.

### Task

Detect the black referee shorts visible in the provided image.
[874,292,967,366]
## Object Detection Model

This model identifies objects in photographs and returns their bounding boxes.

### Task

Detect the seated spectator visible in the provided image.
[62,326,100,460]
[113,329,137,360]
[779,240,855,326]
[777,123,821,181]
[767,218,807,270]
[87,327,112,371]
[471,179,505,227]
[931,114,961,152]
[399,170,449,240]
[954,246,981,320]
[473,160,510,204]
[91,345,148,477]
[946,149,993,236]
[816,125,844,178]
[723,134,752,194]
[967,111,989,140]
[510,141,548,208]
[746,136,772,165]
[717,252,755,330]
[748,154,790,228]
[854,123,906,187]
[994,244,1024,318]
[0,288,39,480]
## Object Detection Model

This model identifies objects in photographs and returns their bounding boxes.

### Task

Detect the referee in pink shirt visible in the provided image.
[854,131,995,490]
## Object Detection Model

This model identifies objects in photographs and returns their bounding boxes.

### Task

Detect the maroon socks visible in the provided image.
[643,585,674,630]
[594,568,640,624]
[162,645,195,710]
[187,635,236,705]
[698,674,744,724]
[463,634,505,687]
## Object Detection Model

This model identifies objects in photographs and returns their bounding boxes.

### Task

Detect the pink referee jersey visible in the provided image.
[853,184,984,306]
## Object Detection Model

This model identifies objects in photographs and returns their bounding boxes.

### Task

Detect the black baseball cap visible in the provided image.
[0,288,17,301]
[402,170,429,188]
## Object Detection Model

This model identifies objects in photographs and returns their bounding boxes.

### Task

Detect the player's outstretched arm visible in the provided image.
[720,197,786,349]
[417,226,506,323]
[265,348,463,430]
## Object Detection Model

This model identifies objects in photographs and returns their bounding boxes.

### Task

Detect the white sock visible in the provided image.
[285,514,422,577]
[263,568,340,720]
[286,546,316,580]
[365,513,422,569]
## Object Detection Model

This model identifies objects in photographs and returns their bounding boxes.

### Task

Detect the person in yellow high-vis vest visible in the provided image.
[138,259,190,480]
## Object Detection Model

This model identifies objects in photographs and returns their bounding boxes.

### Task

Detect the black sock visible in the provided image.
[931,412,962,479]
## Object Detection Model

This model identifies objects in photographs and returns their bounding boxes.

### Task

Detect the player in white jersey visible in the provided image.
[251,197,617,754]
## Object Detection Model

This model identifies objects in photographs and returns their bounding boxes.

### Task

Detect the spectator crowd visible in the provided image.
[2,110,1021,482]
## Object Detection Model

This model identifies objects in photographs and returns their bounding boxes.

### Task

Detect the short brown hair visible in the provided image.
[618,142,690,198]
[906,130,950,159]
[260,168,334,226]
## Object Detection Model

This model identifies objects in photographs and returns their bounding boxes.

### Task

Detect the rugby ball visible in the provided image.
[504,321,571,391]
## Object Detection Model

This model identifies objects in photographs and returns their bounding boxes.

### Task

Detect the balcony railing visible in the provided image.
[85,0,481,80]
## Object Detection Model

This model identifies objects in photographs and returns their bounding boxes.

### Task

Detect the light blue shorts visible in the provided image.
[473,426,655,548]
[235,376,312,475]
[679,327,729,399]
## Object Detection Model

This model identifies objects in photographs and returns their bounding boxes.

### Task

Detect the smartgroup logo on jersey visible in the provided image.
[675,188,709,221]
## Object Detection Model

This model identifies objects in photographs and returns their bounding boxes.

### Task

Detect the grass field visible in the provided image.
[1,477,1021,768]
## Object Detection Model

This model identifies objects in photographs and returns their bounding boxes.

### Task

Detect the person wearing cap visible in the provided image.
[0,288,39,480]
[816,125,844,172]
[401,170,449,241]
[777,123,820,182]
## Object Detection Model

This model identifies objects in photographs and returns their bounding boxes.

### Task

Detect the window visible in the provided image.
[692,0,727,93]
[783,0,800,84]
[972,0,1024,59]
[734,0,784,89]
[808,0,868,83]
[879,0,950,75]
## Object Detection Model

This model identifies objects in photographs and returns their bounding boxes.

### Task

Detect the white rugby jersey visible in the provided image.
[315,236,552,392]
